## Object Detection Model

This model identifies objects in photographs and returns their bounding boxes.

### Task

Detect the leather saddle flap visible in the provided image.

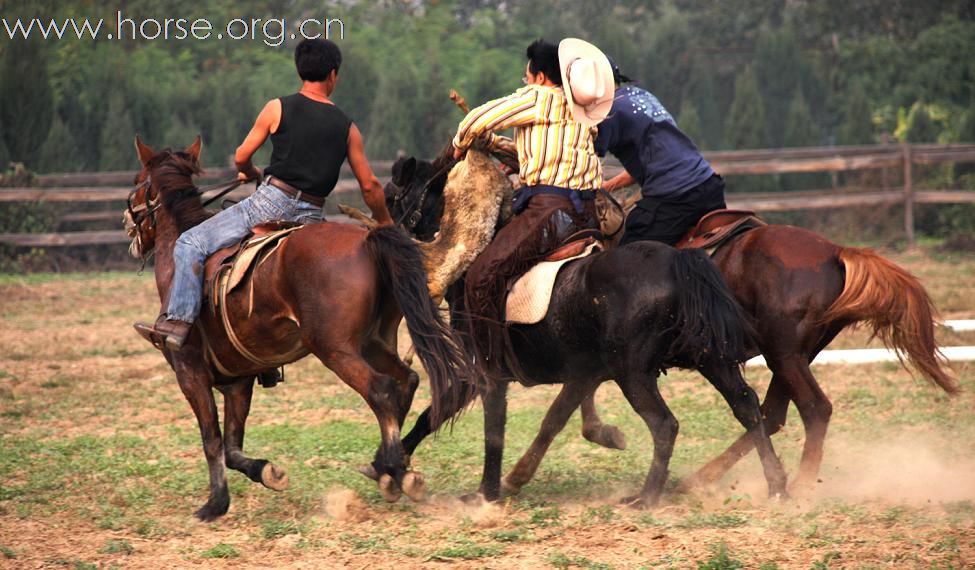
[204,224,305,314]
[675,209,766,250]
[505,240,601,325]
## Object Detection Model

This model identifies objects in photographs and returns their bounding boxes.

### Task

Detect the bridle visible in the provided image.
[392,159,455,231]
[124,158,244,263]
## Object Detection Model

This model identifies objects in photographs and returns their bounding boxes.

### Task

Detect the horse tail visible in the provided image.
[666,248,754,367]
[365,225,475,427]
[822,247,958,394]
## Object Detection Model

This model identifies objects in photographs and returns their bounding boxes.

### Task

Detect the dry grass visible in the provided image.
[0,247,973,569]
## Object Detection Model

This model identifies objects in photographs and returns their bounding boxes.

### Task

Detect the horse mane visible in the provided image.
[150,149,211,232]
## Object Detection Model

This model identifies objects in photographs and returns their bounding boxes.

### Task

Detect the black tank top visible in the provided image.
[264,94,352,198]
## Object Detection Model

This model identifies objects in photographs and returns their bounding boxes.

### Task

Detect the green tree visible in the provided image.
[725,67,769,150]
[783,89,819,147]
[837,83,875,145]
[683,56,723,150]
[37,115,84,173]
[725,67,775,192]
[99,92,137,171]
[754,26,807,148]
[904,102,940,143]
[0,39,54,168]
[677,100,703,147]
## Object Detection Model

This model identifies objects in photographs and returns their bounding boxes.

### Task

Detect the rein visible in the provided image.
[598,188,626,238]
[394,159,456,231]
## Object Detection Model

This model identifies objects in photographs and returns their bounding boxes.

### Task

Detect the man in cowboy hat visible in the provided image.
[450,37,614,373]
[595,59,725,246]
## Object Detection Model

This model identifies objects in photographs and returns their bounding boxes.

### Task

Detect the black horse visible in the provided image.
[366,156,788,506]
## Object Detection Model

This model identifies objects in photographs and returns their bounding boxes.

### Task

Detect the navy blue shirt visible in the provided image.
[595,86,714,198]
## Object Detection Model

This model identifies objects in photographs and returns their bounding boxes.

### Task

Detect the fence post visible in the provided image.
[902,143,915,248]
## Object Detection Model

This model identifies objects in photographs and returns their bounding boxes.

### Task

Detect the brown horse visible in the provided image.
[378,153,958,496]
[126,137,472,520]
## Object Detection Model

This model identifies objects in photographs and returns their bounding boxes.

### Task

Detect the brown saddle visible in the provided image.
[674,209,766,251]
[544,230,603,262]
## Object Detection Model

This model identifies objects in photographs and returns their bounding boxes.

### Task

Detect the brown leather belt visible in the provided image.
[265,175,325,208]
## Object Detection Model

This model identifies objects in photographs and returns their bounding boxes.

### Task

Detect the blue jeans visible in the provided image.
[166,182,323,322]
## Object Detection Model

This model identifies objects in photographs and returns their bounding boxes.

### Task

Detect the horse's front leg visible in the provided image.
[170,350,230,521]
[216,379,289,492]
[504,379,598,496]
[476,380,509,502]
[580,388,628,450]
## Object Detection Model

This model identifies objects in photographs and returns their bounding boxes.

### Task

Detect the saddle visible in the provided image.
[505,236,602,325]
[674,209,766,251]
[201,221,306,377]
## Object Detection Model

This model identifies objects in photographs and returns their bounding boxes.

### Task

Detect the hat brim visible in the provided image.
[559,38,615,127]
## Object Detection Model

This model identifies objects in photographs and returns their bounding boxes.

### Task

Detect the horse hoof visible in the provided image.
[460,492,485,505]
[584,425,628,450]
[378,474,402,503]
[261,463,290,491]
[194,500,229,522]
[401,471,427,502]
[358,464,380,482]
[619,494,654,510]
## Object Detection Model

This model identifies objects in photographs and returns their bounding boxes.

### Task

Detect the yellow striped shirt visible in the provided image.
[452,85,602,191]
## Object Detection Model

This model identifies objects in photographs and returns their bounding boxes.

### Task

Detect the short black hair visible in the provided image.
[526,39,561,86]
[295,38,342,82]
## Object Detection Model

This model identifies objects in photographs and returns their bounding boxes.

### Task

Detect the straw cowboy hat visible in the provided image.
[558,38,615,127]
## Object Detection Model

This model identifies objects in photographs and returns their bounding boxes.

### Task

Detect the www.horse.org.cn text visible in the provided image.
[1,12,347,47]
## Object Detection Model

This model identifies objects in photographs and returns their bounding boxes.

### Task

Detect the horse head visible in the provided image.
[124,135,204,259]
[383,155,446,242]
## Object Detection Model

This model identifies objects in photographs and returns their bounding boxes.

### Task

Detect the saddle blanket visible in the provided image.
[505,241,601,325]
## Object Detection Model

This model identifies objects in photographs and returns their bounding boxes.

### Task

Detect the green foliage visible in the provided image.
[0,39,54,167]
[784,89,819,147]
[677,100,703,147]
[903,102,941,143]
[726,67,769,150]
[200,543,240,559]
[98,92,137,171]
[696,542,744,570]
[837,83,875,145]
[99,539,134,555]
[755,26,807,148]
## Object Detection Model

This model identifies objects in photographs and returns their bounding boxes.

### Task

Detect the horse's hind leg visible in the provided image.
[613,373,678,508]
[319,348,412,502]
[697,361,788,499]
[580,388,627,450]
[170,354,230,521]
[361,339,423,498]
[216,379,289,492]
[680,374,791,491]
[503,380,599,496]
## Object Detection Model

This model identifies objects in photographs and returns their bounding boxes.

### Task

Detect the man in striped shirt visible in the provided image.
[451,38,608,373]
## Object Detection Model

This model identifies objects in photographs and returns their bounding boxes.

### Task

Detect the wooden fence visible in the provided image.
[2,143,974,249]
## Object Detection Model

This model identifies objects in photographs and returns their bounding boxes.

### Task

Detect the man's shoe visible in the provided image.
[134,316,192,351]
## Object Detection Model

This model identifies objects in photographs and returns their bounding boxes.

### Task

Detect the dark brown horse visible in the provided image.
[381,155,957,497]
[126,137,472,520]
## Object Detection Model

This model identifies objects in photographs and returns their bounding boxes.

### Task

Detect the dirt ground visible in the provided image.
[1,248,974,569]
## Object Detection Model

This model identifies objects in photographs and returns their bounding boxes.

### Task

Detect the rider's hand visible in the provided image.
[375,215,395,228]
[238,166,261,182]
[452,145,466,160]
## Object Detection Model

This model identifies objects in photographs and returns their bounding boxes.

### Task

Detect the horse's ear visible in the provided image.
[185,135,203,164]
[393,157,417,187]
[134,135,155,167]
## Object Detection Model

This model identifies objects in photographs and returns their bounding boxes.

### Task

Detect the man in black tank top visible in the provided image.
[136,39,393,352]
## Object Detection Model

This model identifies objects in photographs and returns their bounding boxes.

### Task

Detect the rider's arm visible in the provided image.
[603,170,636,192]
[234,99,280,181]
[452,88,537,157]
[347,123,394,227]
